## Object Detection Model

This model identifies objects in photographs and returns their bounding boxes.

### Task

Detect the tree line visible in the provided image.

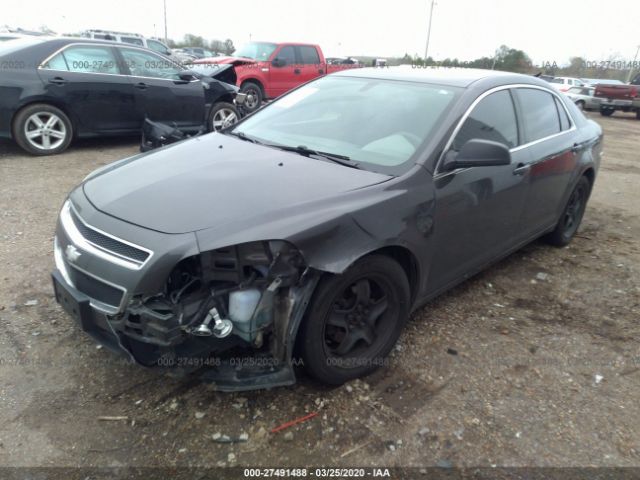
[386,45,632,81]
[167,34,235,55]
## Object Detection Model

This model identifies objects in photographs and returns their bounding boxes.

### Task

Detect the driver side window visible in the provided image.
[452,90,518,151]
[119,48,181,80]
[275,46,296,66]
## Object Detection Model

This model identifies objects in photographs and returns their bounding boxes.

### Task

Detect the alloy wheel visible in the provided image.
[23,112,67,150]
[212,108,238,131]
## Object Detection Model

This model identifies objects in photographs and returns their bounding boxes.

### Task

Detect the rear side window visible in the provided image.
[554,97,571,131]
[515,88,561,142]
[298,46,320,65]
[453,90,518,150]
[41,45,119,74]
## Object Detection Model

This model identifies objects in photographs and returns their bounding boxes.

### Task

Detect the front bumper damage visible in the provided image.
[52,194,320,391]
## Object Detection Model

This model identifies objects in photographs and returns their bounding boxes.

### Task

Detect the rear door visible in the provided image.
[513,87,579,237]
[427,88,530,292]
[37,44,138,133]
[116,46,205,128]
[269,45,299,97]
[296,46,325,84]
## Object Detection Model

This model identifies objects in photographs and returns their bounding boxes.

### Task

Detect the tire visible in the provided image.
[208,102,239,132]
[636,110,640,120]
[12,103,73,155]
[599,108,614,117]
[544,176,591,247]
[576,100,585,111]
[298,255,410,385]
[239,81,263,113]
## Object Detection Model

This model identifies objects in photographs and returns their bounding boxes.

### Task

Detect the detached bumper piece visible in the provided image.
[51,269,124,355]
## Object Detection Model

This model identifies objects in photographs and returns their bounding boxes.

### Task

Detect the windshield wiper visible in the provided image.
[228,131,261,144]
[270,144,361,169]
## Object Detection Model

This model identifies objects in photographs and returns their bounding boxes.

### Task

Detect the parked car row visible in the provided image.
[540,74,639,118]
[0,37,246,155]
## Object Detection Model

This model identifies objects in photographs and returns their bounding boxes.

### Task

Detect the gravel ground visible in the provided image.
[0,111,638,470]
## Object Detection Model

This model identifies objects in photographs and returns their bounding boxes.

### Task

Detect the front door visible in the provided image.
[269,45,299,97]
[116,47,205,129]
[427,89,530,293]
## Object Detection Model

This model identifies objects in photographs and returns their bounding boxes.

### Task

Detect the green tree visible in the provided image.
[223,38,235,55]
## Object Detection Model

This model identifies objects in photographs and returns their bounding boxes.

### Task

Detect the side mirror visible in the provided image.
[272,58,286,68]
[442,139,511,171]
[177,70,199,82]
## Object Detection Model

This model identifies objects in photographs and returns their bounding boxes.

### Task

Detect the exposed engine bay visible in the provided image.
[108,241,319,388]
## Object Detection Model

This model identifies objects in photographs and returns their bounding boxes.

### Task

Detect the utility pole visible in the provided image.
[163,0,168,43]
[424,0,435,61]
[626,45,640,83]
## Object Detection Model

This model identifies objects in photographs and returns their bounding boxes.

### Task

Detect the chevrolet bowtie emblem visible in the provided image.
[65,244,81,263]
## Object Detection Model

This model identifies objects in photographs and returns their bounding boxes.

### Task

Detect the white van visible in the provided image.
[83,30,178,61]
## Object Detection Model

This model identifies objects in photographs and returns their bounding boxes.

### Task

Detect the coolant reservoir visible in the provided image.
[229,289,261,327]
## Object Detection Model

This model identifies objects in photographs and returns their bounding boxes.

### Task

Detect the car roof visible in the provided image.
[331,66,545,89]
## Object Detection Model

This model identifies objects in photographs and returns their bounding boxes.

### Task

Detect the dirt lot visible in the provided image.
[0,111,639,472]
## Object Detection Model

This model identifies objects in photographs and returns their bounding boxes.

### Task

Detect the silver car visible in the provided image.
[565,86,599,110]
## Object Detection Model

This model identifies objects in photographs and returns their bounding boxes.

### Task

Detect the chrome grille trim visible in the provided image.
[60,200,153,270]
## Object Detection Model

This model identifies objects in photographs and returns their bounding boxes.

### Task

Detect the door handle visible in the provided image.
[318,69,324,74]
[294,68,301,74]
[135,82,148,90]
[513,163,531,176]
[48,77,67,85]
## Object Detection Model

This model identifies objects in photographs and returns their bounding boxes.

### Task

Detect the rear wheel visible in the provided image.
[208,102,239,132]
[298,255,410,385]
[239,81,263,113]
[544,176,591,247]
[600,107,614,117]
[12,104,72,155]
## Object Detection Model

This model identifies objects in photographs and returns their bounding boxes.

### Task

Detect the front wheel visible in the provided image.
[208,102,239,132]
[298,255,410,385]
[12,104,73,155]
[239,81,263,113]
[544,176,591,247]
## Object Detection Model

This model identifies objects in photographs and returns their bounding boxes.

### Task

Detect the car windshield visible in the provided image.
[231,75,460,174]
[236,42,277,61]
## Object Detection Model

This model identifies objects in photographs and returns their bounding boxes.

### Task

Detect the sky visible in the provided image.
[3,0,640,65]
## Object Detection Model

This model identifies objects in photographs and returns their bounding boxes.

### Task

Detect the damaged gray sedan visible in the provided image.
[52,67,602,390]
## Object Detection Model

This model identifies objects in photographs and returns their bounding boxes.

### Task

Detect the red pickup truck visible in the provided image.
[595,74,640,119]
[192,42,361,111]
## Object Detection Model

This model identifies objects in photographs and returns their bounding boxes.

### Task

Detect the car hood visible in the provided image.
[194,56,257,66]
[82,133,391,235]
